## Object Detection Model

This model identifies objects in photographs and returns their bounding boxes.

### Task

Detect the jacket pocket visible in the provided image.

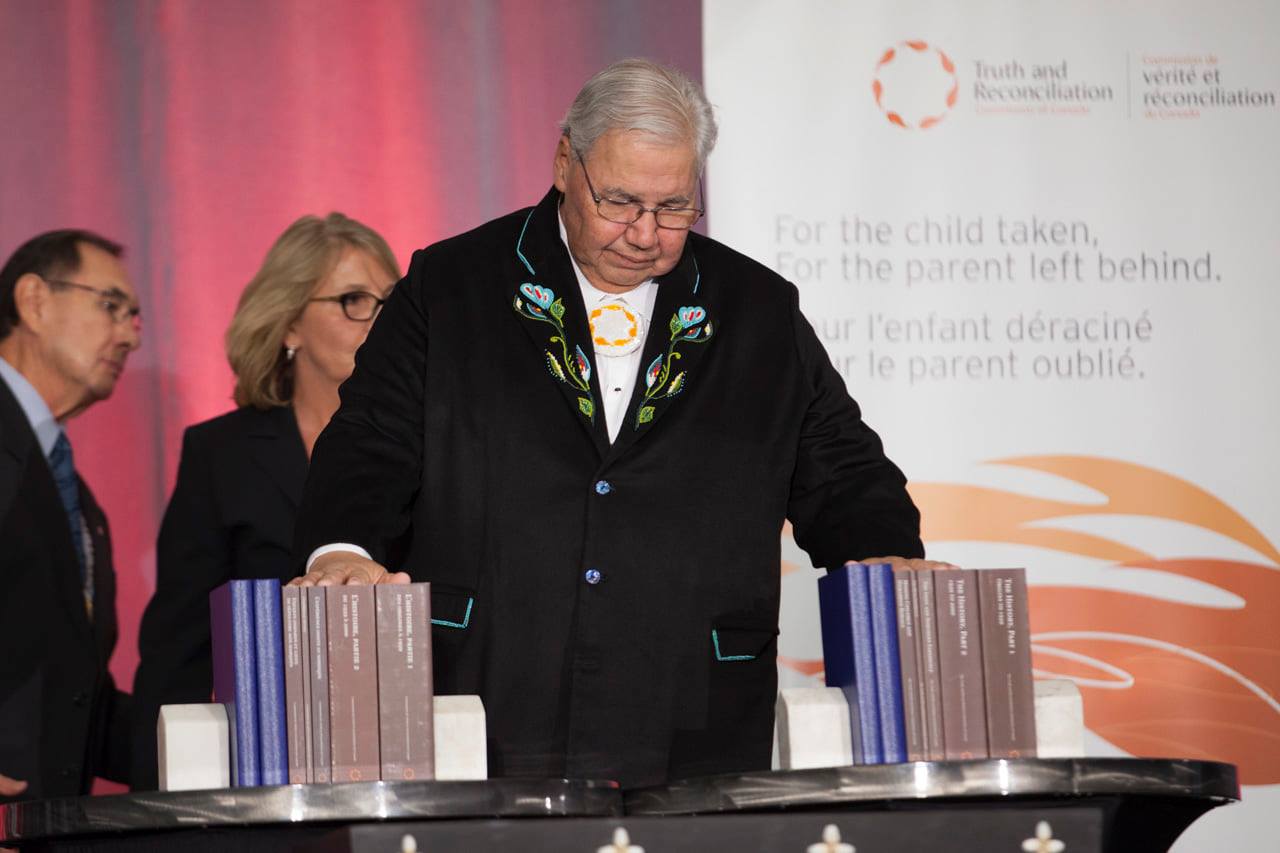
[430,585,475,629]
[710,624,778,662]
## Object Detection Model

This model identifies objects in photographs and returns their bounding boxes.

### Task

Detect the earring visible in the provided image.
[286,346,297,361]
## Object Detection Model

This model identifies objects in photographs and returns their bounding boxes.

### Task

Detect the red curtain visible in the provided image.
[0,0,701,787]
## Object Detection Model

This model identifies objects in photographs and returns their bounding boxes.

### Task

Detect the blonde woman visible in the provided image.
[130,214,400,789]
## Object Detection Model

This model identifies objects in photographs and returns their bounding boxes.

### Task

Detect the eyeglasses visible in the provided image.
[41,277,142,326]
[576,152,703,230]
[308,290,388,321]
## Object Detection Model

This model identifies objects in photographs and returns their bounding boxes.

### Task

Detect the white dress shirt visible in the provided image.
[559,212,658,443]
[0,355,61,457]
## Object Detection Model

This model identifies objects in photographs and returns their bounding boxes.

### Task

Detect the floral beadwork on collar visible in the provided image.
[513,282,596,421]
[635,305,715,427]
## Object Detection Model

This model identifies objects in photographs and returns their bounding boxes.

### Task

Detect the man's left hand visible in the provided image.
[856,556,958,571]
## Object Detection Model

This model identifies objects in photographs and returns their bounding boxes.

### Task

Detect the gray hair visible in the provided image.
[560,58,718,171]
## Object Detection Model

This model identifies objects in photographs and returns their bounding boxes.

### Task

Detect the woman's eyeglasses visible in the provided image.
[308,290,388,321]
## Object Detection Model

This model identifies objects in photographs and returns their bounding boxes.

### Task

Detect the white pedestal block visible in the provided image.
[433,694,488,780]
[157,703,231,792]
[775,687,853,770]
[1034,679,1086,758]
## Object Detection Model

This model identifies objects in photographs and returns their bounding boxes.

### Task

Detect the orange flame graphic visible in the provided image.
[912,455,1280,565]
[1024,561,1279,784]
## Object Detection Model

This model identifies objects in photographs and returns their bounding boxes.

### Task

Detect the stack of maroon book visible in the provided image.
[281,583,435,783]
[897,567,1038,762]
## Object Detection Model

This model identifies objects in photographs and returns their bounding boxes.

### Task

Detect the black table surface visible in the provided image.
[0,758,1239,845]
[624,756,1240,814]
[0,778,622,844]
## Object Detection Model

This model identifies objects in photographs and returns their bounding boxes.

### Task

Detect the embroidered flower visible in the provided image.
[645,355,663,390]
[635,306,716,428]
[513,281,594,423]
[511,214,595,424]
[670,306,712,341]
[519,282,554,310]
[677,306,706,328]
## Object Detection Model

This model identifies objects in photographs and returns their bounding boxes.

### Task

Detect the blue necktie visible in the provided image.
[48,432,88,586]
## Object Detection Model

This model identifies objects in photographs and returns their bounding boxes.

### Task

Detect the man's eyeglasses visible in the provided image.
[41,277,141,326]
[576,152,703,230]
[309,290,388,321]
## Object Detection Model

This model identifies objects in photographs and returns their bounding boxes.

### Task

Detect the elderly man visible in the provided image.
[0,230,140,801]
[294,59,939,787]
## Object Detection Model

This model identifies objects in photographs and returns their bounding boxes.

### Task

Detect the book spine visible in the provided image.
[307,586,330,782]
[817,562,881,764]
[282,586,307,784]
[253,579,289,785]
[376,583,435,780]
[935,569,988,759]
[979,568,1038,758]
[915,569,945,760]
[893,567,925,762]
[867,563,907,763]
[209,580,259,786]
[299,586,313,783]
[327,585,380,781]
[817,566,864,764]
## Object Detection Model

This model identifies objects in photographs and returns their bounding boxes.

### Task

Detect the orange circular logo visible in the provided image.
[872,40,958,129]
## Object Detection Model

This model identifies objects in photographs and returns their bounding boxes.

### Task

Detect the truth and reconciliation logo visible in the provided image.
[872,40,959,129]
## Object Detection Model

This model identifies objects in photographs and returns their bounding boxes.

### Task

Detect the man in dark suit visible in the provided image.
[293,59,946,787]
[0,230,139,801]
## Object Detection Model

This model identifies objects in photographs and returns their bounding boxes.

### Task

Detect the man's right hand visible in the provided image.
[0,772,27,797]
[289,551,410,588]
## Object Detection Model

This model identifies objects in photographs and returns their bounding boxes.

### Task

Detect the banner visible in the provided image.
[704,1,1279,847]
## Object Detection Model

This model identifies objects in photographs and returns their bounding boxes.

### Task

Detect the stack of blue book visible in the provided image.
[817,561,908,764]
[209,578,289,786]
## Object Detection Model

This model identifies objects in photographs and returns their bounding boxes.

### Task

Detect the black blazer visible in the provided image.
[130,404,307,790]
[0,377,129,801]
[295,187,923,788]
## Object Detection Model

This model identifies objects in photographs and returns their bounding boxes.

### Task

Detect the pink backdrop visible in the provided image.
[0,0,701,788]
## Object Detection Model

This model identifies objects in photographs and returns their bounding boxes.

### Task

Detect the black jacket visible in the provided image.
[130,404,307,789]
[294,188,923,787]
[0,377,129,801]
